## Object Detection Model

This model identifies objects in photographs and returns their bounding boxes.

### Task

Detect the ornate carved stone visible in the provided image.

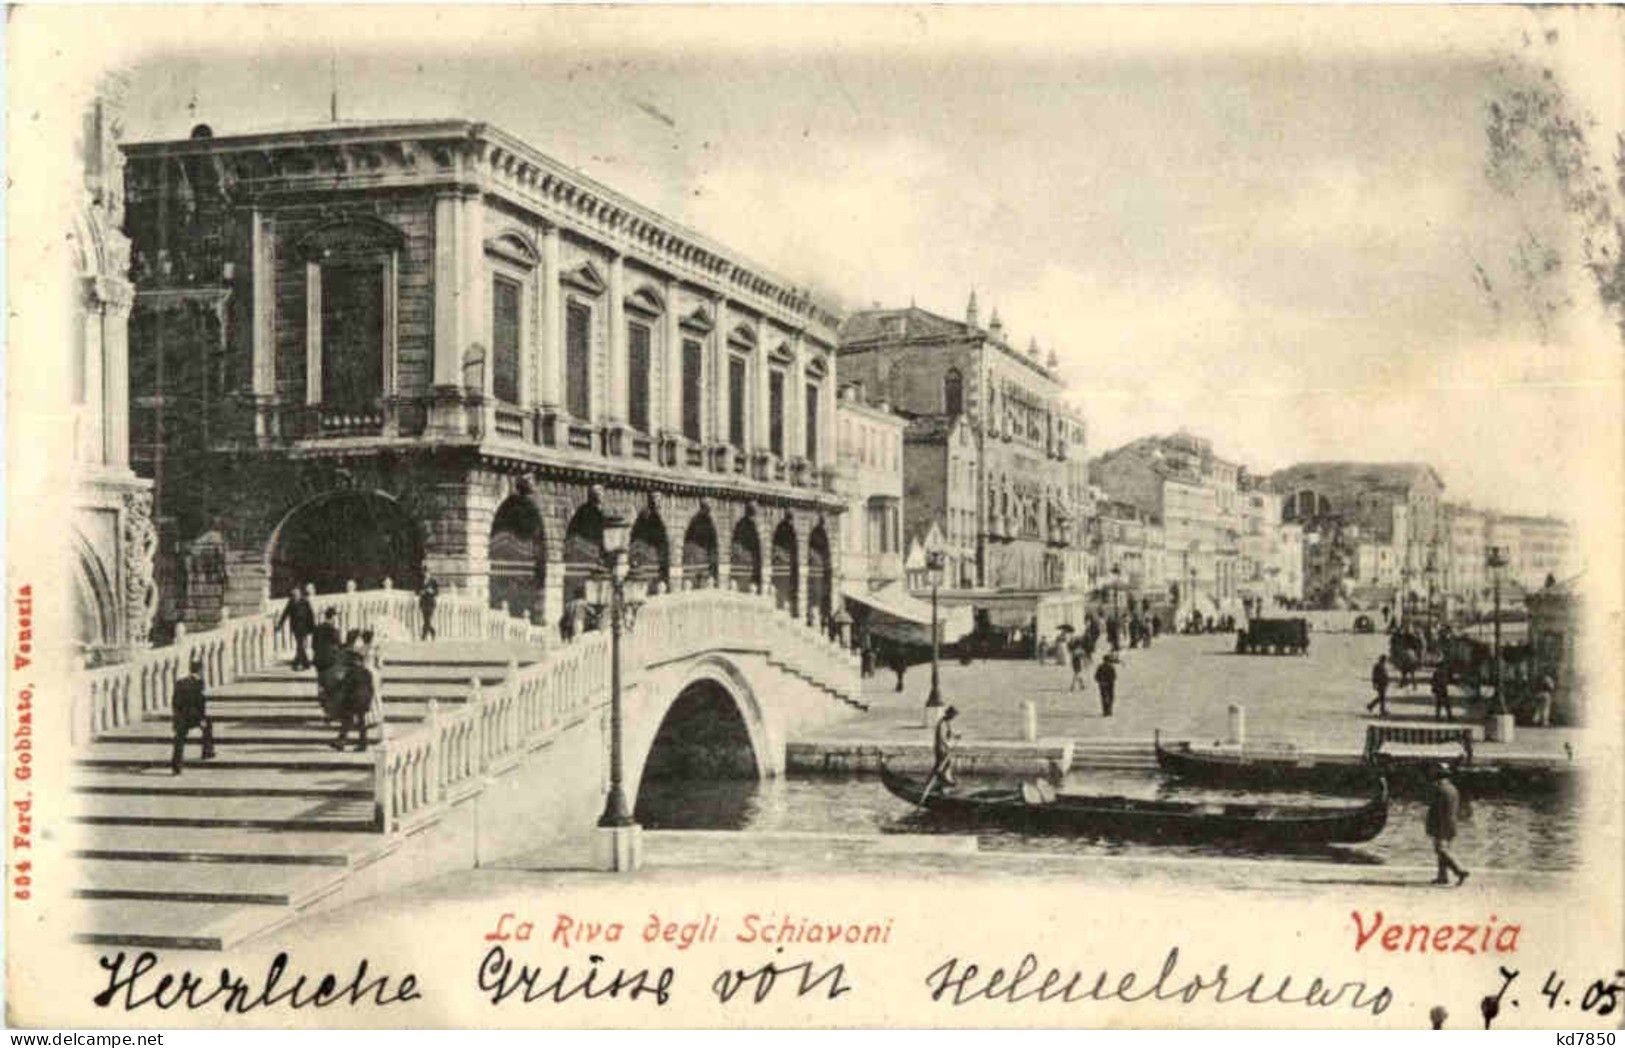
[120,490,158,645]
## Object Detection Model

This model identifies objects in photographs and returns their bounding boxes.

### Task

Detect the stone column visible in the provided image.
[711,294,728,447]
[607,252,627,427]
[539,225,562,411]
[755,321,770,455]
[664,278,682,435]
[819,349,837,468]
[250,209,277,444]
[788,332,805,465]
[102,280,134,468]
[430,190,480,434]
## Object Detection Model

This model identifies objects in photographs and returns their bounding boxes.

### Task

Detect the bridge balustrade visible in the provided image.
[373,587,860,833]
[71,588,552,746]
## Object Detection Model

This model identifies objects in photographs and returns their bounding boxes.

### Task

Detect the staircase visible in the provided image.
[69,587,862,952]
[72,642,535,951]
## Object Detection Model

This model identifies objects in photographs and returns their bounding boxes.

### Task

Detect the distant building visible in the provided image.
[1090,431,1245,621]
[1490,514,1576,593]
[837,296,1089,593]
[1442,503,1491,615]
[834,387,906,589]
[901,413,980,590]
[71,84,157,665]
[1272,461,1445,611]
[1236,476,1300,609]
[1088,496,1166,616]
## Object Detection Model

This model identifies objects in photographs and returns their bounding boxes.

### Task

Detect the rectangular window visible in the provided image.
[565,300,591,420]
[492,275,521,405]
[728,356,747,450]
[768,370,785,456]
[627,320,651,434]
[805,383,819,464]
[681,338,703,441]
[321,263,384,408]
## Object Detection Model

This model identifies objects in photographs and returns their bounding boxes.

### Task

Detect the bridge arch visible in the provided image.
[626,656,776,819]
[681,508,719,588]
[729,516,762,594]
[562,501,605,603]
[489,494,546,620]
[770,518,798,614]
[629,508,670,596]
[267,490,423,596]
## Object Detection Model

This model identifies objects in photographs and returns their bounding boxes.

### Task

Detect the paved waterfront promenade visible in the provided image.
[823,631,1580,762]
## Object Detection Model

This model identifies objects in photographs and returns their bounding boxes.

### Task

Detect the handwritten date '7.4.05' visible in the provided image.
[1481,966,1625,1027]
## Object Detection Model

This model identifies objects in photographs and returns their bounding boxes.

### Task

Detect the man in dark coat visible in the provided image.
[1094,654,1119,717]
[418,572,440,640]
[170,656,215,774]
[311,607,341,674]
[1426,764,1469,886]
[276,586,316,669]
[1431,664,1455,721]
[1365,654,1390,717]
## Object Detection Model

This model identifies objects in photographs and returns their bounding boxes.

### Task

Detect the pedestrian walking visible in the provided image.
[1365,654,1390,717]
[1106,614,1122,653]
[1094,654,1119,717]
[418,571,440,640]
[1069,641,1090,692]
[311,607,341,674]
[170,656,215,774]
[1425,764,1470,886]
[932,706,959,788]
[1431,664,1455,721]
[275,585,316,670]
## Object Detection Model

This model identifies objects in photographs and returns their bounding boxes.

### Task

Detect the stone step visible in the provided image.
[75,792,379,832]
[209,680,479,701]
[74,899,256,951]
[72,824,380,866]
[239,668,513,687]
[94,725,395,748]
[78,744,374,772]
[75,767,371,799]
[158,703,431,726]
[76,859,350,908]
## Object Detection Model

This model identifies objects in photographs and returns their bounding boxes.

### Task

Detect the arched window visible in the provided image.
[944,368,964,416]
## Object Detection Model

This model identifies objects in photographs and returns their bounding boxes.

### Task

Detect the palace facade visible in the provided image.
[123,119,845,631]
[836,297,1090,593]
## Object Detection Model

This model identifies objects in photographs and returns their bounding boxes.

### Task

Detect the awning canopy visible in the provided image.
[843,581,974,645]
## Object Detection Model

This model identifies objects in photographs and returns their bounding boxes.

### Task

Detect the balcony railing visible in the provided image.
[257,393,838,499]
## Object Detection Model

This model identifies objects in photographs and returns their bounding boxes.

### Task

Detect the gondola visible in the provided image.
[879,764,1388,847]
[1153,728,1575,798]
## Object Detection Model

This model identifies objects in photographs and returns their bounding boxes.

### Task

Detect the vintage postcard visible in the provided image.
[5,3,1623,1030]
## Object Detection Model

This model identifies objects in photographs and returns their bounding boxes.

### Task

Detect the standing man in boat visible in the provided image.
[1094,653,1119,717]
[933,706,959,788]
[1426,764,1470,886]
[1365,654,1391,717]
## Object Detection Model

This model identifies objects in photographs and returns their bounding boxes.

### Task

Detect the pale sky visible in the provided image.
[78,6,1625,520]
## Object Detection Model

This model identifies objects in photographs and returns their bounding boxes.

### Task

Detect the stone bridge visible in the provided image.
[70,588,862,950]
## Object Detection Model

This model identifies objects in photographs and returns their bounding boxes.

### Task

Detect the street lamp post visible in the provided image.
[924,549,946,721]
[1485,545,1513,742]
[590,511,642,871]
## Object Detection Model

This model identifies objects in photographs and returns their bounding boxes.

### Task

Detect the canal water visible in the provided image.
[635,770,1579,873]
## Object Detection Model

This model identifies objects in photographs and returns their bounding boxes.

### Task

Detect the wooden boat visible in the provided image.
[1154,726,1575,797]
[879,764,1388,846]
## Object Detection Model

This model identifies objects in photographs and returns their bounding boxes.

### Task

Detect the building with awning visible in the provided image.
[843,578,973,647]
